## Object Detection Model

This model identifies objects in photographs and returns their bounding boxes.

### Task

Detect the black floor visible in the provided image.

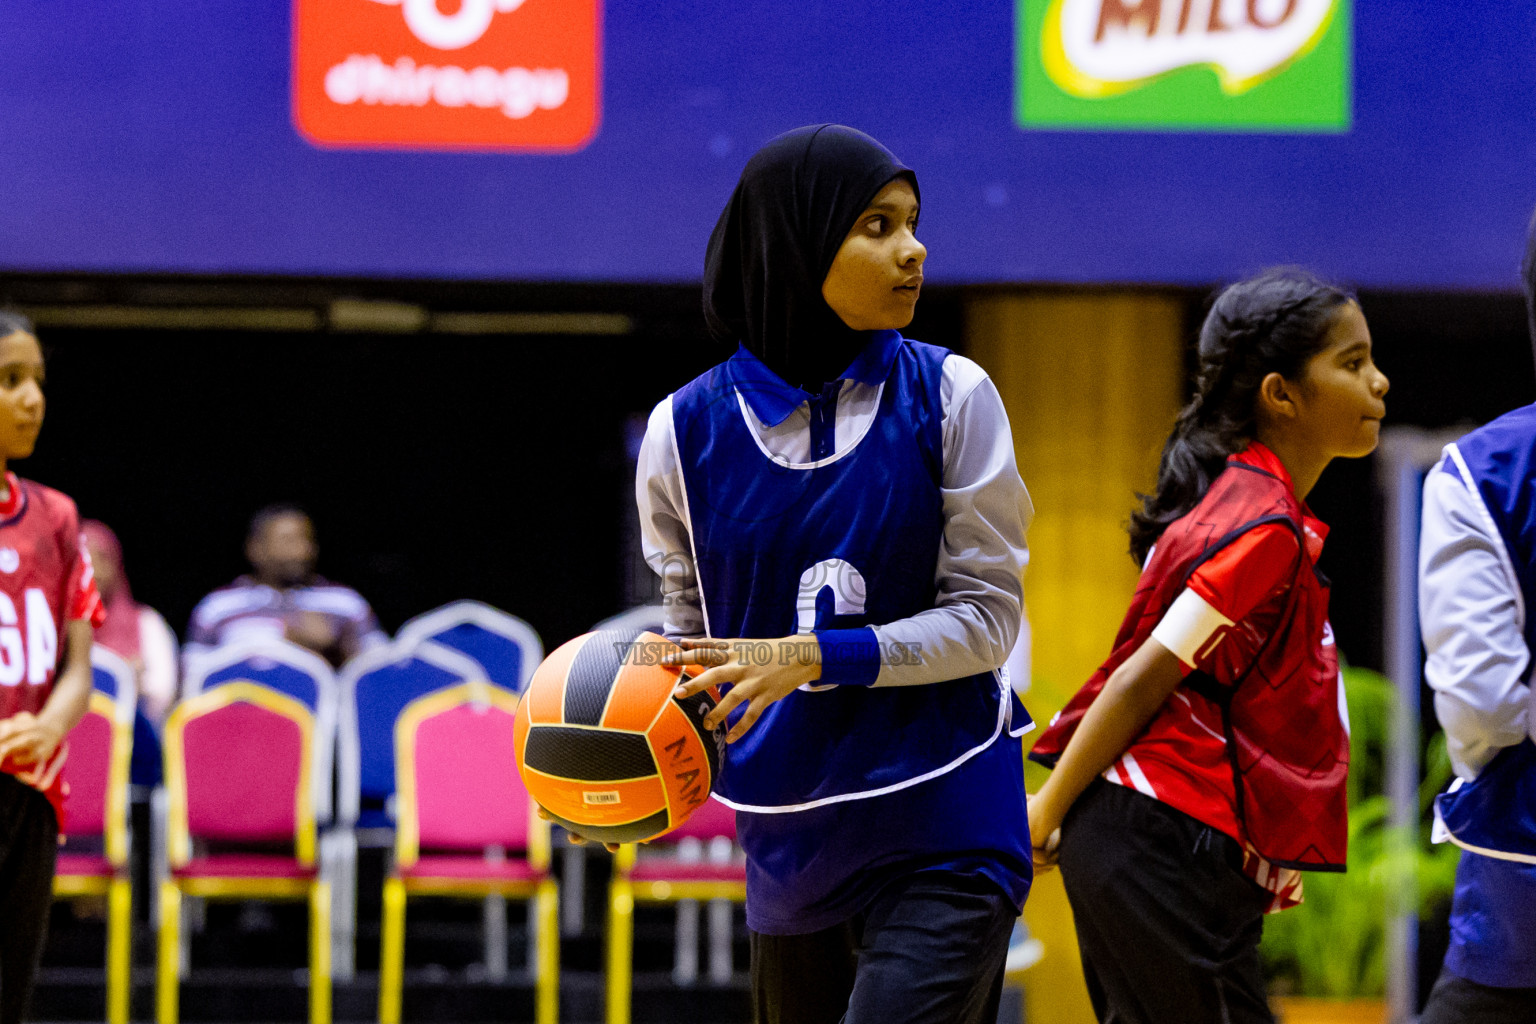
[37,837,754,1024]
[37,898,755,1024]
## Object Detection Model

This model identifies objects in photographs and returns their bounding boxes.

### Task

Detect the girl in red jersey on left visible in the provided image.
[0,311,105,1024]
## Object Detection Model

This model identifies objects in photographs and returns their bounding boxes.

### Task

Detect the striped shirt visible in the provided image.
[186,575,385,667]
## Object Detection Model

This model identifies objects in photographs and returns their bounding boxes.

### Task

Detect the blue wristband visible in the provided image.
[814,627,880,687]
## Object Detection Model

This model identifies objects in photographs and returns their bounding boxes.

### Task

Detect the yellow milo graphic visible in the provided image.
[1041,0,1338,98]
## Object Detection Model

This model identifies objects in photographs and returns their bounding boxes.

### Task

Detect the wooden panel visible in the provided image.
[965,290,1184,1024]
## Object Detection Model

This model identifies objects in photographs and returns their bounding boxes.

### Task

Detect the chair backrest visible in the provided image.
[394,601,542,693]
[335,640,487,826]
[184,636,334,706]
[663,796,737,844]
[613,796,738,874]
[59,648,137,861]
[163,681,321,868]
[393,682,546,870]
[181,638,338,825]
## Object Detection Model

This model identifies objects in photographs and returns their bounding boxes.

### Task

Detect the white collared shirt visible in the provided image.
[1420,455,1535,780]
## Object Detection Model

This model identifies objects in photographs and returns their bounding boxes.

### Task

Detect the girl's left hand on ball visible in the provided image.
[535,805,622,853]
[666,636,821,743]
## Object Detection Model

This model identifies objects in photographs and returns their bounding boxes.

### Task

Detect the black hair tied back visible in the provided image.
[1127,267,1353,566]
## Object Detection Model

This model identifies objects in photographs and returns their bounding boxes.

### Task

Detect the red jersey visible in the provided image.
[1033,444,1348,910]
[0,474,106,822]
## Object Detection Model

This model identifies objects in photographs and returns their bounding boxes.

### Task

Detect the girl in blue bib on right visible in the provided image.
[1416,208,1536,1023]
[635,125,1035,1024]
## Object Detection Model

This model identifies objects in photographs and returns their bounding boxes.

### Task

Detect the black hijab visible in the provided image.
[703,125,918,391]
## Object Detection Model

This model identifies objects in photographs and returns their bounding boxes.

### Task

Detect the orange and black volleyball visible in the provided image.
[514,629,724,844]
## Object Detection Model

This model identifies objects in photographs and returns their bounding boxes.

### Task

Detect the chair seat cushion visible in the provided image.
[629,859,747,883]
[173,854,317,879]
[401,854,544,882]
[55,852,117,878]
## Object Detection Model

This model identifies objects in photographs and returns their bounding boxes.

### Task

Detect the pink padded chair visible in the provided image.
[158,653,334,1024]
[379,682,557,1024]
[54,648,137,1024]
[606,798,745,1024]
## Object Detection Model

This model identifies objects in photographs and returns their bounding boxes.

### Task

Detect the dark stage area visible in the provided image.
[4,275,966,653]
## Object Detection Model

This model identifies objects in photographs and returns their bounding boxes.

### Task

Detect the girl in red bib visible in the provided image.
[1029,269,1389,1024]
[0,311,104,1024]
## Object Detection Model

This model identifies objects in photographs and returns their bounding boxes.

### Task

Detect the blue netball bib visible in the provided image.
[1442,406,1536,864]
[1435,406,1536,987]
[670,334,1020,812]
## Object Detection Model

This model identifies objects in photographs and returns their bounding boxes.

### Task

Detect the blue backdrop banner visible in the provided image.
[2,1,1532,287]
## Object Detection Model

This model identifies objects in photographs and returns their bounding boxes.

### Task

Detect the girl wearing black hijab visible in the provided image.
[636,125,1034,1024]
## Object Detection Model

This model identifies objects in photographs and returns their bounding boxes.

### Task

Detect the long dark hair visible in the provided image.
[1128,267,1354,566]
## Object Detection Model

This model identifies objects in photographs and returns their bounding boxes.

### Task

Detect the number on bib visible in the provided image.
[795,559,867,692]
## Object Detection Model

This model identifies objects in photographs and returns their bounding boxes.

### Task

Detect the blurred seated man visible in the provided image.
[186,504,386,668]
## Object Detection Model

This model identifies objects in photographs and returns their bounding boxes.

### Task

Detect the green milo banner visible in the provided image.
[1017,0,1351,131]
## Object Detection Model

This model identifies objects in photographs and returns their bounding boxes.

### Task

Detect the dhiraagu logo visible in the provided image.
[1017,0,1350,131]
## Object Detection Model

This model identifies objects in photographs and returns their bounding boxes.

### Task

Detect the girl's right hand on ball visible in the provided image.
[665,636,821,743]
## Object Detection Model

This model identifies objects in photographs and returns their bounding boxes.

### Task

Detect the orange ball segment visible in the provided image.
[513,629,724,844]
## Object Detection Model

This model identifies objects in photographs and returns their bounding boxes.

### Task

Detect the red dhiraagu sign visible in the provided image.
[1017,0,1350,131]
[292,0,601,151]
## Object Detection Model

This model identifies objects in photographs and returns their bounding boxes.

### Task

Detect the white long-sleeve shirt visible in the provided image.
[1419,453,1535,780]
[636,352,1032,687]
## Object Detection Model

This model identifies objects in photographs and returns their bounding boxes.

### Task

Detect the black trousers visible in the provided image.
[750,870,1016,1024]
[1420,967,1536,1024]
[1059,780,1275,1024]
[0,774,58,1024]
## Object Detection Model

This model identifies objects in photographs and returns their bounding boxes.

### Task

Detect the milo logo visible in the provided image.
[1017,0,1350,131]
